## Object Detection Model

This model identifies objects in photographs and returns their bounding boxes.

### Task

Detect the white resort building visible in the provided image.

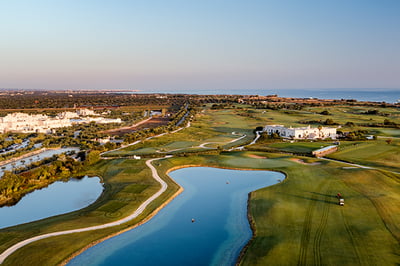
[0,109,122,134]
[263,125,337,140]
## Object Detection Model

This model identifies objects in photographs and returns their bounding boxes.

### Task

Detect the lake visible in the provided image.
[0,147,80,177]
[0,176,103,229]
[69,167,284,266]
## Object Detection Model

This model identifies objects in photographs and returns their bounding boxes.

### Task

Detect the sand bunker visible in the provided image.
[290,158,321,165]
[248,154,267,159]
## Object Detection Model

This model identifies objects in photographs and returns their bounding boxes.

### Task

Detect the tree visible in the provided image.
[320,110,330,115]
[324,118,337,125]
[85,150,101,166]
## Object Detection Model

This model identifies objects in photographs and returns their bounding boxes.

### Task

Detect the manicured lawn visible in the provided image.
[1,106,400,265]
[234,152,400,265]
[2,152,400,265]
[328,140,400,172]
[105,107,258,156]
[370,128,400,137]
[252,105,400,137]
[0,158,180,266]
[267,141,333,154]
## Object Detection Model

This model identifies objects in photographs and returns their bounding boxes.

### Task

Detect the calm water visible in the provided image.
[69,167,284,266]
[124,88,400,103]
[0,176,103,229]
[0,147,80,177]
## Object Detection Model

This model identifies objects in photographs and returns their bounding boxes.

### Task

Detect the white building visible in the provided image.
[79,117,122,124]
[0,113,72,133]
[77,108,96,116]
[58,111,79,119]
[0,110,121,134]
[264,125,337,139]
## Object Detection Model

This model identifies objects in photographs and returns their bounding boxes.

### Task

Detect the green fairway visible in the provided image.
[105,107,258,157]
[327,140,400,172]
[251,105,400,137]
[265,141,333,154]
[234,153,400,266]
[0,158,180,266]
[1,106,400,265]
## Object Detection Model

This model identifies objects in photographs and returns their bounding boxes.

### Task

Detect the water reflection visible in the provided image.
[0,176,103,229]
[69,167,284,266]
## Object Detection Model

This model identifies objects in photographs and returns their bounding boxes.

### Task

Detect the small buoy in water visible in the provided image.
[191,218,195,223]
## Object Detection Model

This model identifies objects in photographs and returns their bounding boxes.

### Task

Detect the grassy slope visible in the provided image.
[234,153,400,265]
[266,141,332,154]
[254,105,400,135]
[1,106,400,265]
[327,140,400,172]
[106,107,258,156]
[0,158,180,266]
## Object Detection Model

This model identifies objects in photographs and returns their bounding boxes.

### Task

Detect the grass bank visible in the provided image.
[1,151,399,265]
[326,140,400,172]
[0,158,180,265]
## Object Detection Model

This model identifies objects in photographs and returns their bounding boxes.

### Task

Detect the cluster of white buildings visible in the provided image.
[263,125,337,140]
[0,109,122,134]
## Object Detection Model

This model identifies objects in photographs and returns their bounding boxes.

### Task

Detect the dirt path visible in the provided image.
[0,157,169,264]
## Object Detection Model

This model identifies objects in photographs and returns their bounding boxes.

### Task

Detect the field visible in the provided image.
[0,105,399,265]
[0,158,180,265]
[261,141,333,154]
[251,105,400,133]
[104,116,170,136]
[327,140,400,172]
[237,152,400,265]
[105,108,260,157]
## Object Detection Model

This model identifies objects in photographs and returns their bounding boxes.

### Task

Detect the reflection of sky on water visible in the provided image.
[0,147,79,177]
[0,176,103,229]
[69,167,284,266]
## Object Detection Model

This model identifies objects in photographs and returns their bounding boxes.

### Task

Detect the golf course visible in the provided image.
[0,105,399,265]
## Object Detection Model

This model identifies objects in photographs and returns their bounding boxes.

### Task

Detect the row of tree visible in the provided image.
[0,154,88,207]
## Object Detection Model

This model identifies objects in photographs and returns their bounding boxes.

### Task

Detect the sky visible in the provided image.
[0,0,399,91]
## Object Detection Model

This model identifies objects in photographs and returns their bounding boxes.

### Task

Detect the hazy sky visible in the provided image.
[1,0,399,91]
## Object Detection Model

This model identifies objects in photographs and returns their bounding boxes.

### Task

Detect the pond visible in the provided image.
[69,167,284,266]
[0,147,80,177]
[0,176,103,229]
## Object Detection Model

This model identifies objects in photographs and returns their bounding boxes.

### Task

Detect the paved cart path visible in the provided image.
[0,158,168,264]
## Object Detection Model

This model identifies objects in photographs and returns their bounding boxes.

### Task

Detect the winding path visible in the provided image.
[199,134,247,149]
[0,157,169,264]
[321,157,400,175]
[101,121,191,157]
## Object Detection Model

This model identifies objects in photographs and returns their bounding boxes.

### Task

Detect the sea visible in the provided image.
[122,89,400,103]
